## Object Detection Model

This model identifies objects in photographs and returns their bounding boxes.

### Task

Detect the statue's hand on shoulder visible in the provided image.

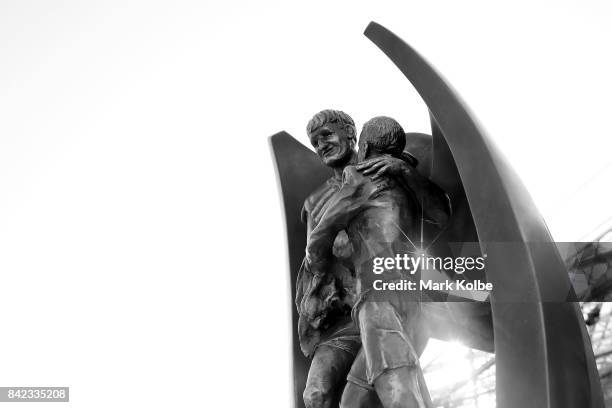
[356,154,411,181]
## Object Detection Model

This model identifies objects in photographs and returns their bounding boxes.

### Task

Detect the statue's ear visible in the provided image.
[361,142,370,159]
[346,123,357,144]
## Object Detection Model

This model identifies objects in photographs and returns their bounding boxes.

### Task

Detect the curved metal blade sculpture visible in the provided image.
[270,21,603,408]
[363,21,602,408]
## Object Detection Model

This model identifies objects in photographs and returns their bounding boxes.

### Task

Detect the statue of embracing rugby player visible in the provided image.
[296,109,451,408]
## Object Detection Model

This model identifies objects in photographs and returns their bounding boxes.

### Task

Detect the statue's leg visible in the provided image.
[416,363,433,407]
[340,348,428,408]
[357,300,429,408]
[374,366,430,408]
[340,383,381,408]
[303,344,355,408]
[340,349,383,408]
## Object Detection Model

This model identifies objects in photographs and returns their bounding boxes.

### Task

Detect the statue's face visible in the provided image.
[309,122,354,167]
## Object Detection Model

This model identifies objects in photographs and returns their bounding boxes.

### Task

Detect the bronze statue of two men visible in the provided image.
[296,109,451,408]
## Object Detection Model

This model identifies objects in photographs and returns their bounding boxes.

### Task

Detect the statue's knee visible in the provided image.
[341,383,379,408]
[339,387,358,408]
[303,385,330,408]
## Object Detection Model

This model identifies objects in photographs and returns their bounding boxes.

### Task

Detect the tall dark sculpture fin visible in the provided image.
[364,21,603,408]
[429,114,479,244]
[269,131,332,408]
[402,132,432,177]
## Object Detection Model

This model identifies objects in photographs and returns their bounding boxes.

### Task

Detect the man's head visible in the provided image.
[357,116,406,161]
[307,109,356,167]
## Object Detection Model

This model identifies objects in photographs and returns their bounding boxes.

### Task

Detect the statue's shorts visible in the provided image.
[347,291,421,387]
[316,323,361,356]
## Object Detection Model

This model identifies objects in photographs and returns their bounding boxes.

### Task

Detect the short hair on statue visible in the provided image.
[306,109,356,142]
[360,116,406,157]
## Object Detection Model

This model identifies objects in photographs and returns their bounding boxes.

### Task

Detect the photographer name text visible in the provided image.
[373,279,492,291]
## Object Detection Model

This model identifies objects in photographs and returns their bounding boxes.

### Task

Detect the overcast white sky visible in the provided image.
[1,1,611,407]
